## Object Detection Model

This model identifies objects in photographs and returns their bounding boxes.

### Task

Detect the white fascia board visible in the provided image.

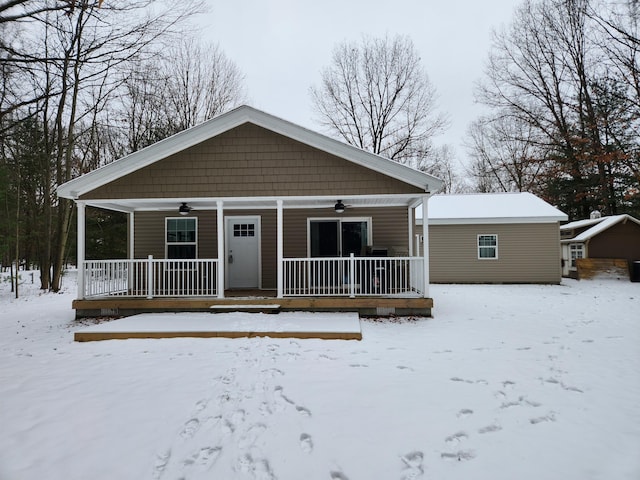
[58,106,442,199]
[560,239,586,244]
[429,216,567,225]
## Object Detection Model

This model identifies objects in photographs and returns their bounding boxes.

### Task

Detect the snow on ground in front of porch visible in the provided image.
[75,311,361,334]
[1,271,639,480]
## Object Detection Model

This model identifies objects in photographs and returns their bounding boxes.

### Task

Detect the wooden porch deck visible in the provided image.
[73,291,433,318]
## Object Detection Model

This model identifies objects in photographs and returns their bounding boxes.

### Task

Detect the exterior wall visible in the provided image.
[427,223,562,283]
[134,206,410,290]
[586,221,640,262]
[81,123,423,200]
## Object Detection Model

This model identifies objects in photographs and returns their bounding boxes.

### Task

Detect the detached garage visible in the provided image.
[417,192,568,284]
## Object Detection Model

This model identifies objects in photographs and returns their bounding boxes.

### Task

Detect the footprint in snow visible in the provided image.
[238,423,266,449]
[400,451,424,479]
[441,450,475,462]
[180,419,199,439]
[445,432,468,445]
[330,471,350,480]
[561,383,583,393]
[396,365,414,371]
[152,450,171,479]
[478,424,502,434]
[530,413,556,425]
[183,446,222,470]
[300,433,313,453]
[457,408,473,418]
[296,405,312,417]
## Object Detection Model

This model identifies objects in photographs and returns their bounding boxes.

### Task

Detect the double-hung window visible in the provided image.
[166,218,197,259]
[478,234,498,259]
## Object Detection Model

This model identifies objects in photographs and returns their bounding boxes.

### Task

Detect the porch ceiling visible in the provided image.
[80,193,429,213]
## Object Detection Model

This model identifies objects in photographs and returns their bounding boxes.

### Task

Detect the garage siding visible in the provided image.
[428,223,562,283]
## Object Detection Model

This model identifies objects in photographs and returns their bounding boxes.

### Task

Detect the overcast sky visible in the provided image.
[198,0,520,170]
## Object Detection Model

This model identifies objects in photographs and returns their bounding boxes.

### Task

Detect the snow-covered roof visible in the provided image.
[57,105,442,199]
[425,192,567,225]
[560,214,640,243]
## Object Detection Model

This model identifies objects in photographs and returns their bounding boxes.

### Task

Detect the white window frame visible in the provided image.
[477,234,498,260]
[569,243,584,269]
[165,217,198,259]
[307,217,373,257]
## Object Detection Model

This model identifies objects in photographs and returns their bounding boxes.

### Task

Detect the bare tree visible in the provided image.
[474,0,638,218]
[111,37,246,155]
[467,115,546,193]
[1,0,205,290]
[163,37,246,133]
[310,34,448,169]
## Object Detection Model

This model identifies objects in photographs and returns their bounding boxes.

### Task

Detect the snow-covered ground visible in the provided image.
[1,271,639,480]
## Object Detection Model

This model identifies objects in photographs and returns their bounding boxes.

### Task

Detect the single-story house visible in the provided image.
[57,105,443,317]
[416,192,568,283]
[560,213,640,279]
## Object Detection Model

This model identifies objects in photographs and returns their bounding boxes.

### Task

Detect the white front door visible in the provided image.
[226,216,261,289]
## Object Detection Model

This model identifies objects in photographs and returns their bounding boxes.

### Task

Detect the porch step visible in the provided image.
[210,304,281,313]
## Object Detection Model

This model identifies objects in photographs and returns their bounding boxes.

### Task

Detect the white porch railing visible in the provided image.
[283,255,425,297]
[83,257,218,299]
[82,255,424,299]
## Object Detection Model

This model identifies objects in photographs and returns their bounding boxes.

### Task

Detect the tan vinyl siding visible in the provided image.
[81,123,423,200]
[134,211,217,259]
[283,207,409,257]
[428,223,562,283]
[134,207,409,289]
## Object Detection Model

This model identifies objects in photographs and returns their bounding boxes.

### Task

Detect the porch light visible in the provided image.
[334,200,345,213]
[179,202,191,215]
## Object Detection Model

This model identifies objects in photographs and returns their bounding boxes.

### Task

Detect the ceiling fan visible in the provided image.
[178,202,193,215]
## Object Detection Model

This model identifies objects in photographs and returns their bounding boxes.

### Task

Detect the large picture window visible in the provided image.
[478,234,498,259]
[166,218,197,259]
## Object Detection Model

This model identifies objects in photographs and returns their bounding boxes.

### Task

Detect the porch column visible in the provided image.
[217,200,225,299]
[408,205,414,256]
[76,201,86,300]
[276,199,283,298]
[422,195,430,298]
[128,211,135,259]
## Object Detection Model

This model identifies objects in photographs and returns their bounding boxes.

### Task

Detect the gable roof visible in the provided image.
[560,214,640,243]
[57,105,442,199]
[424,192,567,225]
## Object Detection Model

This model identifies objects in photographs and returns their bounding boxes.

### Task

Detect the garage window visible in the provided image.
[478,234,498,259]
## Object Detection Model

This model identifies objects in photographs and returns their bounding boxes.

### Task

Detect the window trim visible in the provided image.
[165,217,198,259]
[477,234,498,260]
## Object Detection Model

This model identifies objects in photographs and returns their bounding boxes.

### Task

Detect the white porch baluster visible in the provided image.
[146,255,154,299]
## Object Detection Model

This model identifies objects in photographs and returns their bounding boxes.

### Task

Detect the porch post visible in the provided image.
[422,195,430,298]
[128,212,135,259]
[276,199,283,298]
[217,200,225,299]
[76,201,86,300]
[408,205,414,256]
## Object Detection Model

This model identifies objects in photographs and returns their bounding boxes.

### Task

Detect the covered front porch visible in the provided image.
[74,194,433,317]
